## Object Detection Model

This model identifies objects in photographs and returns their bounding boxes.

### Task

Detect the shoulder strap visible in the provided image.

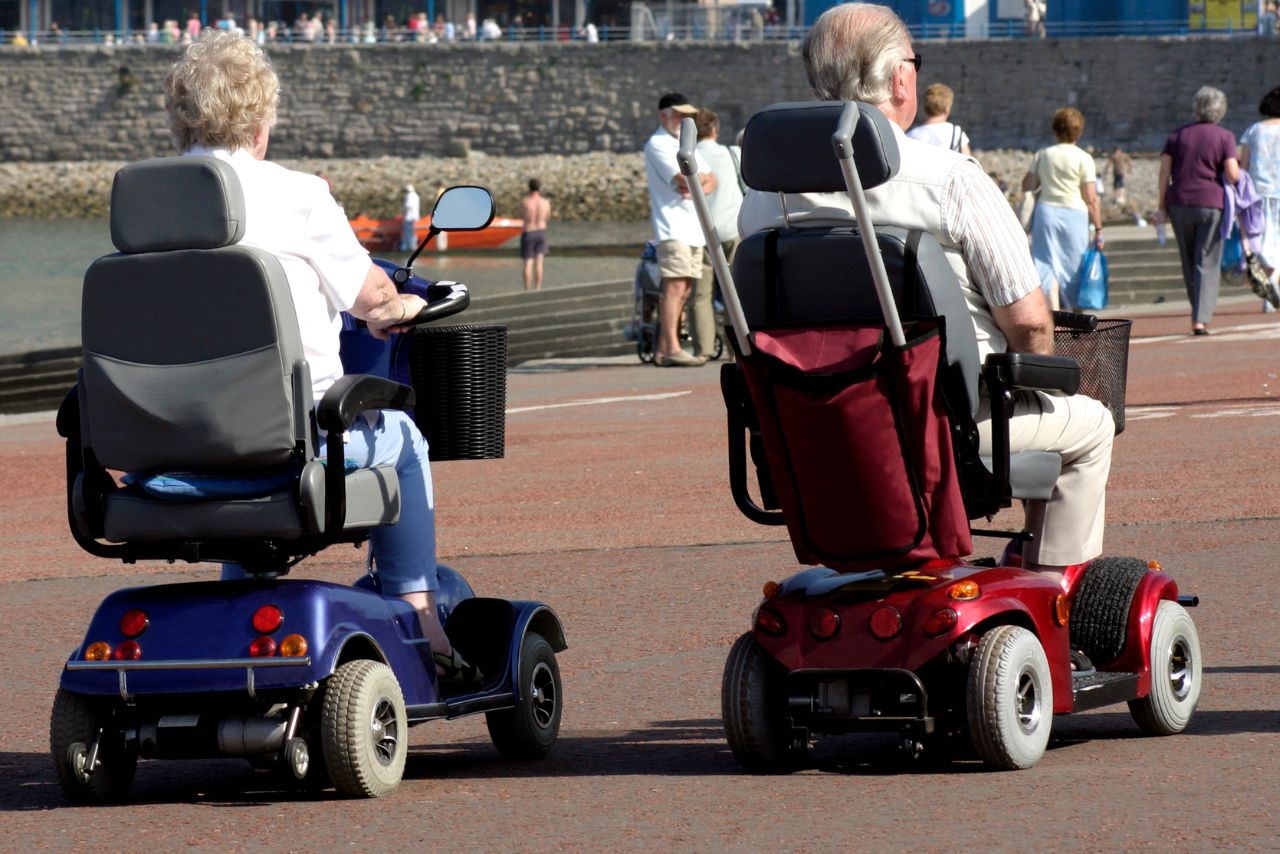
[728,145,746,193]
[950,125,962,152]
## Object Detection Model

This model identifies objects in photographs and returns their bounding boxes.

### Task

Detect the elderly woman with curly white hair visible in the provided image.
[1155,86,1241,335]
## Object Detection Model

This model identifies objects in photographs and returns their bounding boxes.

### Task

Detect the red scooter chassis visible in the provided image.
[751,560,1179,732]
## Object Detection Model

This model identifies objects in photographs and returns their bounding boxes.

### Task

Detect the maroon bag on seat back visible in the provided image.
[738,319,971,571]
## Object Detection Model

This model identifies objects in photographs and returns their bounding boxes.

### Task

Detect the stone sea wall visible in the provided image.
[0,149,1162,223]
[1,35,1265,220]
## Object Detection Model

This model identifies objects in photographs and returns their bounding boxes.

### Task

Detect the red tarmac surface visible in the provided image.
[1,300,1278,850]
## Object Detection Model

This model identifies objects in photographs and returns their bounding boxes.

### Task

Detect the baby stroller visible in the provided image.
[678,104,1201,771]
[628,239,726,362]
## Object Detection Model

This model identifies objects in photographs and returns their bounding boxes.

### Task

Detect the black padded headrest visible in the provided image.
[740,101,901,194]
[110,156,246,254]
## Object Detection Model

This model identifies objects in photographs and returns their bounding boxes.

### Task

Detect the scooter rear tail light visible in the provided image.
[112,639,142,660]
[869,606,902,639]
[249,636,277,657]
[279,634,308,657]
[755,607,787,637]
[252,604,284,634]
[119,609,149,638]
[808,607,841,640]
[85,641,112,661]
[923,608,958,637]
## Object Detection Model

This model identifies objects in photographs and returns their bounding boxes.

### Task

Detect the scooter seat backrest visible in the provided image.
[739,101,900,193]
[80,156,309,475]
[733,102,981,416]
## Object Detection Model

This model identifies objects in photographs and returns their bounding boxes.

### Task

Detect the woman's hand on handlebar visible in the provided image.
[368,293,427,340]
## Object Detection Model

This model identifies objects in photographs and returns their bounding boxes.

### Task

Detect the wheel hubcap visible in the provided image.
[67,743,91,784]
[1168,636,1193,701]
[529,661,557,729]
[370,697,400,766]
[1016,669,1041,735]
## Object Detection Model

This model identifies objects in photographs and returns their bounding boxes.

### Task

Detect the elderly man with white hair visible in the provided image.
[738,2,1114,574]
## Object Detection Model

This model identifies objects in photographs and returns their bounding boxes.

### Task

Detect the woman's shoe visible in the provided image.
[1192,326,1210,336]
[434,648,484,684]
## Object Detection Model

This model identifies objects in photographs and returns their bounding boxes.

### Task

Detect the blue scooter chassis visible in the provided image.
[61,576,562,722]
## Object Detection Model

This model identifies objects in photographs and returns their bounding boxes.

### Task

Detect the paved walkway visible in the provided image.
[1,303,1278,848]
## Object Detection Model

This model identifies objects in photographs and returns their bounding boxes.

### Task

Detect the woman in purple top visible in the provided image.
[1155,86,1241,335]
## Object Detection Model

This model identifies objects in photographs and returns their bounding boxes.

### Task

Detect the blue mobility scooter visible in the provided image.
[678,104,1201,771]
[51,157,566,801]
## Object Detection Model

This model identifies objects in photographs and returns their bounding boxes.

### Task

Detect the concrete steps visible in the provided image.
[1103,233,1248,307]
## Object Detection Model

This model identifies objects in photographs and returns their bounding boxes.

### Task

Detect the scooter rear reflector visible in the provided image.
[85,641,111,661]
[756,607,787,637]
[249,636,277,657]
[869,606,902,639]
[922,608,958,637]
[252,605,283,634]
[120,609,149,638]
[808,607,841,640]
[112,640,142,660]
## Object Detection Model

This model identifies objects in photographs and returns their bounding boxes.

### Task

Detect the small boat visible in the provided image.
[349,214,523,252]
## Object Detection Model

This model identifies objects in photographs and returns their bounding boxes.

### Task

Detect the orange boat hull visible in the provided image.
[349,214,523,252]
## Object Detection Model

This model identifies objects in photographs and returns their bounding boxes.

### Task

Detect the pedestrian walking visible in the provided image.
[1238,85,1280,311]
[1155,86,1241,335]
[1022,107,1104,310]
[692,107,743,359]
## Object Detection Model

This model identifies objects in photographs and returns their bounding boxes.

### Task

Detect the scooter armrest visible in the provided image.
[983,352,1081,396]
[316,374,416,433]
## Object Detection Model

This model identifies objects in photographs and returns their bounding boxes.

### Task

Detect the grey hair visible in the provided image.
[802,3,911,103]
[1193,86,1228,123]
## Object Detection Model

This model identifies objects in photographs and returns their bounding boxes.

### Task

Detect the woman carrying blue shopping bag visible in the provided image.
[1074,244,1109,310]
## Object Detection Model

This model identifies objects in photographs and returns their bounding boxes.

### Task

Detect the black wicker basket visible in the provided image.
[1054,318,1131,434]
[407,324,507,461]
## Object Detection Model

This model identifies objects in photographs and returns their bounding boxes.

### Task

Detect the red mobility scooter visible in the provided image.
[678,103,1201,771]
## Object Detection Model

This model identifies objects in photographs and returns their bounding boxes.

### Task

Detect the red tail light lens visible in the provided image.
[112,639,142,660]
[252,605,283,634]
[808,607,841,640]
[249,636,277,657]
[119,609,149,638]
[869,606,903,639]
[923,608,958,636]
[755,607,787,637]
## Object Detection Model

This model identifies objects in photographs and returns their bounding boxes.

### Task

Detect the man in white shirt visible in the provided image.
[738,4,1113,572]
[400,183,421,251]
[692,107,744,359]
[164,31,476,681]
[643,92,717,366]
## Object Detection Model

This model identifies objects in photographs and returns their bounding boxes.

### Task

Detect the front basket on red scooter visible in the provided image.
[408,323,508,461]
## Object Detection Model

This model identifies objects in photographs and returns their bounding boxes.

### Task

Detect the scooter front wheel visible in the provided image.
[485,632,562,759]
[1128,601,1201,735]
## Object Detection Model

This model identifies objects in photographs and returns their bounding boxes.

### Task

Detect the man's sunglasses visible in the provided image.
[904,52,923,71]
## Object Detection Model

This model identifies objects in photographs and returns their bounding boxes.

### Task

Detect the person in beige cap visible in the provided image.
[643,91,717,366]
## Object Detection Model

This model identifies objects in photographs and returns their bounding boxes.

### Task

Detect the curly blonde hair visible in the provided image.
[164,30,279,152]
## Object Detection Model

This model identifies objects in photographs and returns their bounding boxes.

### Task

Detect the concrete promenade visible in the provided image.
[0,301,1277,849]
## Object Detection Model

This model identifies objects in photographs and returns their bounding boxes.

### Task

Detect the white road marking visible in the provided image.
[1127,401,1280,421]
[506,390,692,415]
[1130,321,1280,345]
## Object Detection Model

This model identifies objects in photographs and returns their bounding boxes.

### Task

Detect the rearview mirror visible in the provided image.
[431,186,495,232]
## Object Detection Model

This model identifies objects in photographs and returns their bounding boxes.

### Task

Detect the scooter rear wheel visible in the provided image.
[966,625,1052,770]
[721,632,805,773]
[49,688,137,803]
[321,659,408,798]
